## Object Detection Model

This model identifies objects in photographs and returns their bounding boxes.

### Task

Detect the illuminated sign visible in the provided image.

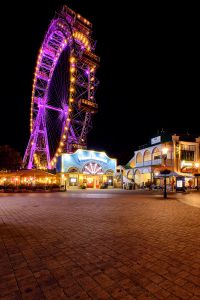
[177,180,183,188]
[78,152,107,163]
[181,161,193,168]
[151,136,161,145]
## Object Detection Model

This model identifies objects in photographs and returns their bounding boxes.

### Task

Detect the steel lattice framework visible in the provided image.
[23,5,100,169]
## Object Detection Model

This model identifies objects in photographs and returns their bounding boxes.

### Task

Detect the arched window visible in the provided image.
[83,162,103,175]
[134,169,141,185]
[152,147,161,160]
[136,152,143,163]
[144,150,151,162]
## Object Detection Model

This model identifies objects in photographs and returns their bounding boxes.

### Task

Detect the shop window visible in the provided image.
[69,174,78,186]
[107,176,113,186]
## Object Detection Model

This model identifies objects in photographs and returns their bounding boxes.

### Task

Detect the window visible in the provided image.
[181,150,194,161]
[144,150,151,162]
[152,147,161,160]
[136,152,143,163]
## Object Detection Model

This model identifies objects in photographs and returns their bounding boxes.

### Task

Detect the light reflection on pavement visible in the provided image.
[176,192,200,208]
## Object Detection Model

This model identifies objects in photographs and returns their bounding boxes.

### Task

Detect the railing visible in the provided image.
[135,159,162,167]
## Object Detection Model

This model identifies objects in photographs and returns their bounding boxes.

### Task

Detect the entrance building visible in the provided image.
[56,149,117,189]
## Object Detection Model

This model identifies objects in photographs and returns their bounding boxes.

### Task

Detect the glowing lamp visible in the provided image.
[195,162,200,168]
[70,67,75,73]
[162,148,168,155]
[70,57,75,63]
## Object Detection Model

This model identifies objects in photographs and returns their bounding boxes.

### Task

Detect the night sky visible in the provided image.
[0,1,198,165]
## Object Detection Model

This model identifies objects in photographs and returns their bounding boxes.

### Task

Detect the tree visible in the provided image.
[0,145,22,170]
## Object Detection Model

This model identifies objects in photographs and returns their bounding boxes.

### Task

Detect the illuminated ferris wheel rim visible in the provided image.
[30,18,92,132]
[27,8,99,169]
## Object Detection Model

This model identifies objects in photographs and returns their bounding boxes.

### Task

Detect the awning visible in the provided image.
[155,171,194,178]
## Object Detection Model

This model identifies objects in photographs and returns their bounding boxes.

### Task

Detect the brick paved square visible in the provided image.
[0,191,200,299]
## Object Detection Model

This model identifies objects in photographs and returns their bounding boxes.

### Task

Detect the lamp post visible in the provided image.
[195,163,200,190]
[162,147,169,199]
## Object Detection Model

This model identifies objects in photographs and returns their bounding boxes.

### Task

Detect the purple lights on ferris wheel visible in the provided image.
[86,69,90,75]
[23,4,99,170]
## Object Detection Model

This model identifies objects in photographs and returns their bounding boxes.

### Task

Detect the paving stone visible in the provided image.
[1,192,200,299]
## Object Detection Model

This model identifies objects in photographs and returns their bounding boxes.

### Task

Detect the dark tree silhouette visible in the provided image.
[0,145,22,170]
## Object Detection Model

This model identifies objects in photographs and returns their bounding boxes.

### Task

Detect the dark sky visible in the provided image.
[0,1,199,164]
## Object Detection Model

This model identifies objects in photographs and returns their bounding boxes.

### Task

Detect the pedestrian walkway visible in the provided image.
[0,192,200,299]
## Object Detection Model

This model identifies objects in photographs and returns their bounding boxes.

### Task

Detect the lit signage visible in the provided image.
[78,152,107,163]
[177,180,183,188]
[181,161,193,168]
[151,136,161,145]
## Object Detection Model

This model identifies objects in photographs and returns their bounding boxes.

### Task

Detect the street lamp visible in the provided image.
[162,147,169,199]
[194,163,200,190]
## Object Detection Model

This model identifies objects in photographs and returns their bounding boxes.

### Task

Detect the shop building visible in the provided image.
[127,133,200,189]
[56,149,117,189]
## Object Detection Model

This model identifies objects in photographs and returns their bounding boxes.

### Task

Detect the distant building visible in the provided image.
[126,133,200,189]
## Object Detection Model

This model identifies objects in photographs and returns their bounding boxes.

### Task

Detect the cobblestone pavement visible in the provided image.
[0,191,200,300]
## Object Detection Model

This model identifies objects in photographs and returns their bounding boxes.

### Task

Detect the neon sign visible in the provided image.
[77,152,107,163]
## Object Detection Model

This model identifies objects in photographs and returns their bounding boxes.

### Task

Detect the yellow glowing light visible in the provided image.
[70,67,75,73]
[63,135,66,139]
[71,77,75,83]
[70,98,74,102]
[58,148,62,153]
[91,67,95,72]
[91,77,95,81]
[67,118,70,122]
[68,108,72,112]
[162,148,168,155]
[70,57,76,63]
[65,126,68,130]
[70,87,74,92]
[195,163,199,168]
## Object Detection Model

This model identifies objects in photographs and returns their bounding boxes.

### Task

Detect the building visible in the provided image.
[56,149,117,189]
[127,133,200,189]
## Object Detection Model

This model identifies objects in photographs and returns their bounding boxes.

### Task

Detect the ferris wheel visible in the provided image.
[23,5,99,169]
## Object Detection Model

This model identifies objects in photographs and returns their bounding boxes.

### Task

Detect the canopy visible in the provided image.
[155,171,194,178]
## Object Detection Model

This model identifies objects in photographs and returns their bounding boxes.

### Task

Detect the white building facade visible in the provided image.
[127,133,200,189]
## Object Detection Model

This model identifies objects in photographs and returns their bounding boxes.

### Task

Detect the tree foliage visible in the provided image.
[0,145,22,170]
